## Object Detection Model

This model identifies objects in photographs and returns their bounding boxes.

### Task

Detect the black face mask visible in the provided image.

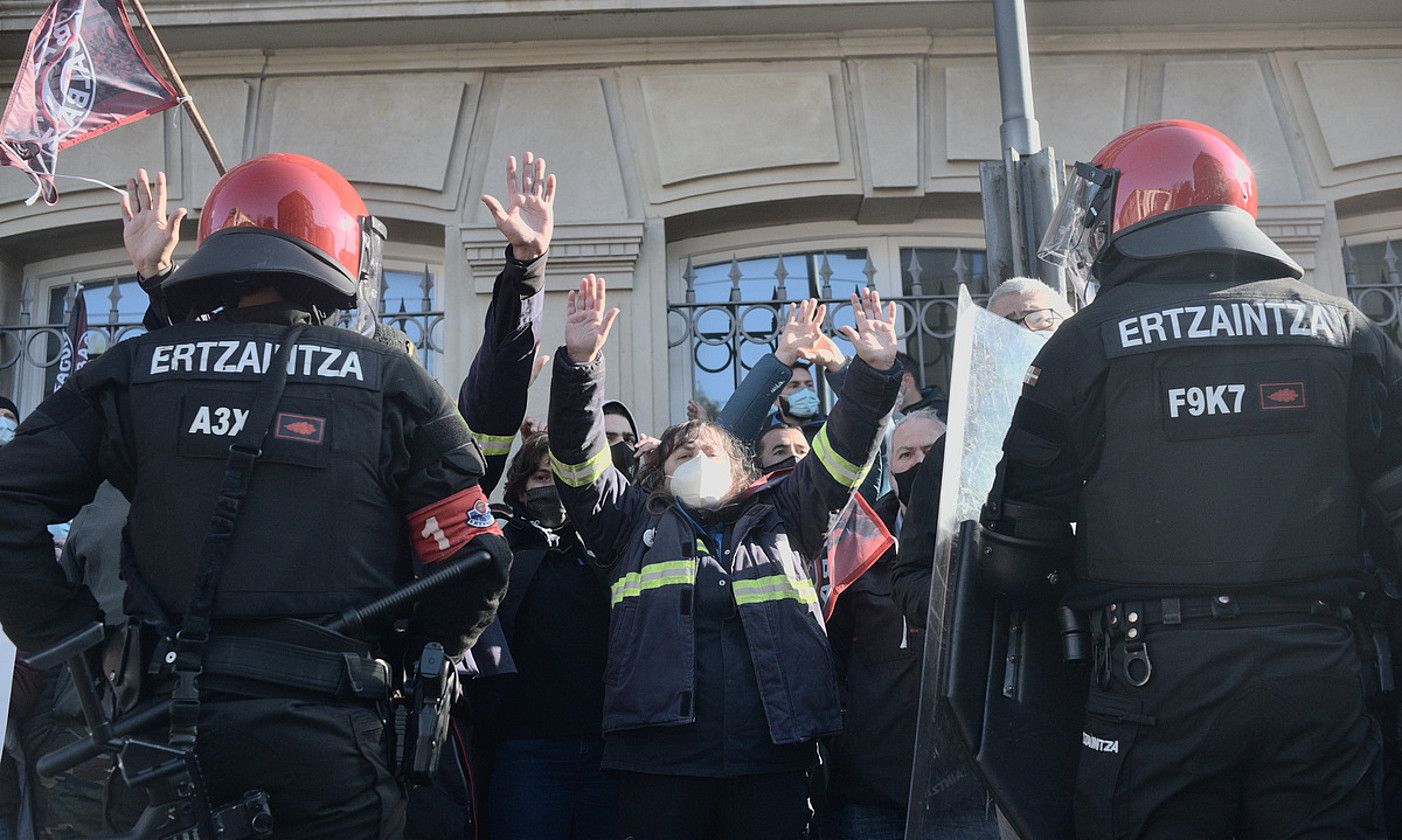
[892,465,920,507]
[524,485,567,530]
[762,455,797,474]
[611,440,638,480]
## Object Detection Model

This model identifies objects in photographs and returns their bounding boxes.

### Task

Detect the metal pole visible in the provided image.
[992,0,1042,156]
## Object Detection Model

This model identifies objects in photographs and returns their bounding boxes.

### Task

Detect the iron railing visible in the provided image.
[667,249,991,403]
[1344,240,1402,343]
[1,268,446,380]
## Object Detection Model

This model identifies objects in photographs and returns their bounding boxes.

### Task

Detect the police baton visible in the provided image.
[34,548,492,778]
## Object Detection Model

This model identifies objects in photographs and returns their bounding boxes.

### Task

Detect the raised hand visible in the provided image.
[775,298,848,370]
[121,169,187,279]
[838,288,898,370]
[634,434,661,465]
[564,273,619,365]
[775,299,824,365]
[481,152,556,261]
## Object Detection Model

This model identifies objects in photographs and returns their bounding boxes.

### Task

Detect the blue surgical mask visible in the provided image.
[784,387,820,419]
[0,417,15,446]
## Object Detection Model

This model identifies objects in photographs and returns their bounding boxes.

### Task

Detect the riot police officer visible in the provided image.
[0,153,512,839]
[981,120,1397,838]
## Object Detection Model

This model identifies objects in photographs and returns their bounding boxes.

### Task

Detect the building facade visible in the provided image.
[1,0,1400,439]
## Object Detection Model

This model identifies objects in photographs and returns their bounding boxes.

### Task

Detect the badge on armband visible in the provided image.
[467,498,495,529]
[409,486,503,565]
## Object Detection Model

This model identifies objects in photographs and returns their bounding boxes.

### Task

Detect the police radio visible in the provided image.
[394,641,460,787]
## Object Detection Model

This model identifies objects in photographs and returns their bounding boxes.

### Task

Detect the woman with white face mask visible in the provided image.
[547,275,904,840]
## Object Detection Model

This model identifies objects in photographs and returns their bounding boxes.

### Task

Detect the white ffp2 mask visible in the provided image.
[667,453,732,510]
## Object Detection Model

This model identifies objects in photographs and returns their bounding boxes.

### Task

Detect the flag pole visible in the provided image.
[125,0,226,175]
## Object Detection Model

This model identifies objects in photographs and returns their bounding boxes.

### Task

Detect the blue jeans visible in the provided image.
[488,737,617,840]
[0,814,15,840]
[835,802,1002,840]
[834,803,906,840]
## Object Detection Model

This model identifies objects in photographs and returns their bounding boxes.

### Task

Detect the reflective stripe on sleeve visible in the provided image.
[467,426,516,457]
[731,574,820,607]
[550,446,612,487]
[611,559,699,607]
[811,424,870,488]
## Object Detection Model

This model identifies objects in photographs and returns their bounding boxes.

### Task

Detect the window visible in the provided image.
[681,249,871,413]
[42,277,149,395]
[341,265,445,380]
[898,247,991,398]
[668,240,988,417]
[1344,239,1400,342]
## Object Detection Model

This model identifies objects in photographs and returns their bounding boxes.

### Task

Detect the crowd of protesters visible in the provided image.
[0,152,1073,840]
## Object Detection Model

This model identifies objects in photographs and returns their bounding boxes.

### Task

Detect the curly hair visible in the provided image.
[502,432,551,507]
[634,419,757,512]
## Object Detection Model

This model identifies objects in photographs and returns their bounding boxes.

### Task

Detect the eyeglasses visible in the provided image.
[1006,307,1063,332]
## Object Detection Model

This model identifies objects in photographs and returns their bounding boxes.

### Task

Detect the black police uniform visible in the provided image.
[989,248,1400,838]
[0,303,510,839]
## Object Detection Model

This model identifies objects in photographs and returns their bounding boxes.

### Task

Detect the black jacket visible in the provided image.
[992,254,1402,608]
[890,436,945,627]
[548,350,902,753]
[0,311,507,656]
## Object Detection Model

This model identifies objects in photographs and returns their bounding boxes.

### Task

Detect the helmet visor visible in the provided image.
[349,215,388,336]
[1038,162,1116,304]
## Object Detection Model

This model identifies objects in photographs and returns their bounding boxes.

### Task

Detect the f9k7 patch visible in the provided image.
[1156,359,1314,442]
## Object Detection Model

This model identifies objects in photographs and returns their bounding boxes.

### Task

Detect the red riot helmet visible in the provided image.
[1039,119,1301,303]
[161,153,386,320]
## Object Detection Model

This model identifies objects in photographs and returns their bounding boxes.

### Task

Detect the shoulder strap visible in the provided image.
[169,324,307,748]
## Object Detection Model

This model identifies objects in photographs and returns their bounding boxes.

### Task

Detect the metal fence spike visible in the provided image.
[683,257,697,304]
[907,249,924,295]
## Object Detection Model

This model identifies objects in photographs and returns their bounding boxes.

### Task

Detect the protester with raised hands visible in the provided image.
[547,276,903,840]
[458,151,556,493]
[716,297,847,446]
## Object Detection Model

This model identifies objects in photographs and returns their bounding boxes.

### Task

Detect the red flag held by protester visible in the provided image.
[821,490,895,621]
[0,0,179,205]
[52,286,88,392]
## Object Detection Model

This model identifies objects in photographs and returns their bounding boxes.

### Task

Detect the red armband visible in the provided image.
[408,486,503,565]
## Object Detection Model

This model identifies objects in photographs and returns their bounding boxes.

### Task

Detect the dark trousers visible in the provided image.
[108,697,404,839]
[615,770,809,840]
[1076,617,1385,840]
[489,737,617,840]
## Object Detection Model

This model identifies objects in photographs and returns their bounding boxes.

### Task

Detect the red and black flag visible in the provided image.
[821,491,895,621]
[52,285,88,392]
[0,0,179,205]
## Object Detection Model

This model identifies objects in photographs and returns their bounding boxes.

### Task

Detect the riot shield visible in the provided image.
[906,287,1085,840]
[0,626,13,751]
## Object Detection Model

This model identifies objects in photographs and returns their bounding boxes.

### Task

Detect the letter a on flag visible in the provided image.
[821,491,895,621]
[0,0,179,205]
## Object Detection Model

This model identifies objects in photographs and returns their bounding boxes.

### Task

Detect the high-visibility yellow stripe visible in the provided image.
[611,559,699,606]
[811,424,870,488]
[468,426,516,457]
[731,574,820,607]
[550,446,612,487]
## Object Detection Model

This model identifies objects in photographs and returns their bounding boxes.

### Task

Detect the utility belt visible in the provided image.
[1086,594,1353,689]
[114,618,392,709]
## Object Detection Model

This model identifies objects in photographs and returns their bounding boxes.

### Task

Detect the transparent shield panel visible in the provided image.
[906,288,1048,838]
